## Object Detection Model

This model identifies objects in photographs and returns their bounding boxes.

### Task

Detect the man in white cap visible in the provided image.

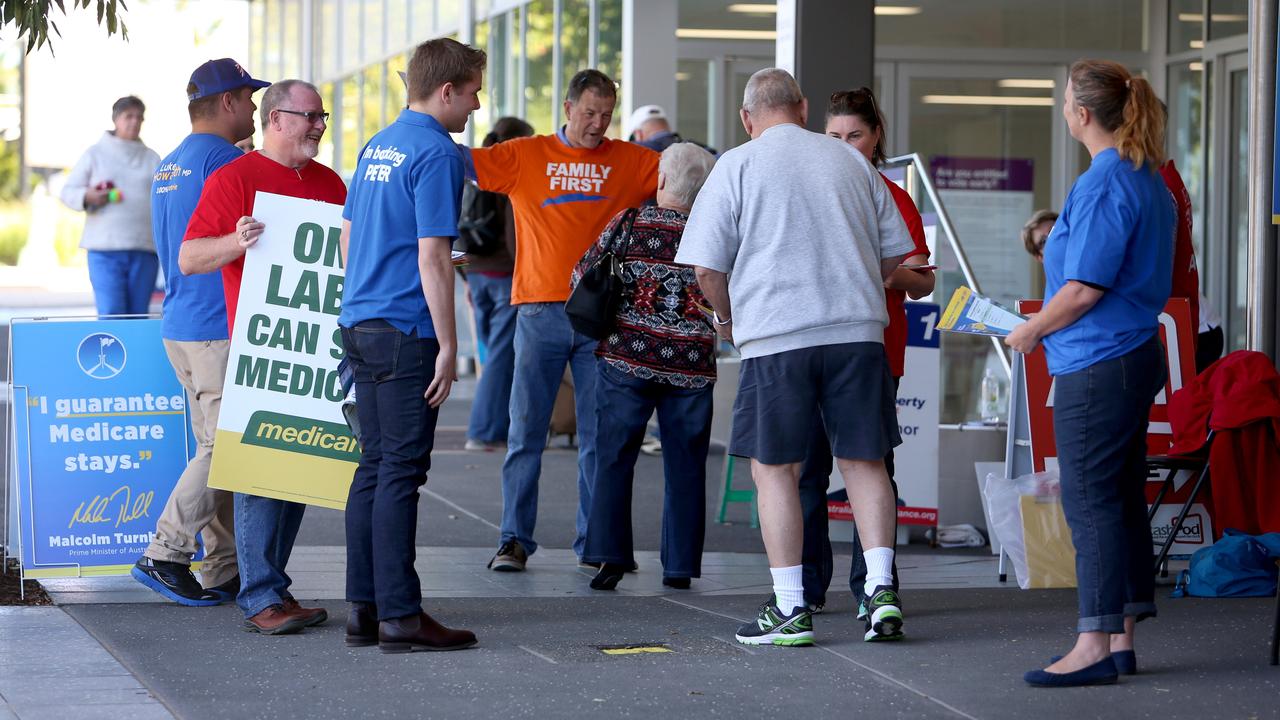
[628,105,716,155]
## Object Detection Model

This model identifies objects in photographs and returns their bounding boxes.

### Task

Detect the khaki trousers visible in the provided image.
[143,339,237,587]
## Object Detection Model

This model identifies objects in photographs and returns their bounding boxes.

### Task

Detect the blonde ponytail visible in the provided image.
[1069,59,1166,169]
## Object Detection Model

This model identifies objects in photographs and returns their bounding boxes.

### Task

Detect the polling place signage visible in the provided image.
[10,318,192,578]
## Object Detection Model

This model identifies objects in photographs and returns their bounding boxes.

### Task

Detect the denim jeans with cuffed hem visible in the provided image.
[1054,333,1165,634]
[342,321,441,621]
[581,360,712,578]
[87,250,158,316]
[234,492,306,619]
[499,302,599,557]
[467,273,517,443]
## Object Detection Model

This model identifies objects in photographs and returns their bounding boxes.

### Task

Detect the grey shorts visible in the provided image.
[729,342,900,465]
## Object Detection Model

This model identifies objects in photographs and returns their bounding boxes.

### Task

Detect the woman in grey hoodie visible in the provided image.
[60,95,162,316]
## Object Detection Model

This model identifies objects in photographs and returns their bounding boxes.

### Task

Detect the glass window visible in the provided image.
[250,0,267,77]
[386,52,409,123]
[363,0,384,65]
[876,0,1147,51]
[524,0,555,137]
[597,0,624,137]
[472,18,493,142]
[316,82,338,171]
[1208,0,1248,41]
[908,74,1056,422]
[677,60,710,147]
[387,0,410,53]
[561,0,590,101]
[487,12,511,123]
[342,0,362,74]
[282,0,301,78]
[362,64,386,144]
[341,74,362,177]
[437,0,460,35]
[1226,66,1249,350]
[264,0,282,80]
[412,0,436,39]
[1168,0,1204,53]
[316,0,340,82]
[1167,62,1206,269]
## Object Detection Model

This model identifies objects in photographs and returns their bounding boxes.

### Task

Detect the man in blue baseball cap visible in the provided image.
[132,58,268,607]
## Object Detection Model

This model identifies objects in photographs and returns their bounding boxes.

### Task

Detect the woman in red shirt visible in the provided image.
[798,88,934,630]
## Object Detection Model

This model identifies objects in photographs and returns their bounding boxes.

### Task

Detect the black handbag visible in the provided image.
[565,208,639,340]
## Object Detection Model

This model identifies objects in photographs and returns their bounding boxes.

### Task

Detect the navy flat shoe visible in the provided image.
[1024,656,1119,687]
[1050,650,1136,675]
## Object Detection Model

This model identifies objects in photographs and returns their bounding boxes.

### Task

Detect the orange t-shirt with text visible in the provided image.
[471,135,659,304]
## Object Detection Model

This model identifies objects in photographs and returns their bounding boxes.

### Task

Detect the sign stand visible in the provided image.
[998,352,1034,582]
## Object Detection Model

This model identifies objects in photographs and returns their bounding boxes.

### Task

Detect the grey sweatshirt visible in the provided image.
[60,131,162,253]
[674,123,915,359]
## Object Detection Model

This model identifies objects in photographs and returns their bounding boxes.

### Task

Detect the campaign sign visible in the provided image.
[207,192,356,510]
[828,302,941,526]
[10,318,191,578]
[1016,298,1206,554]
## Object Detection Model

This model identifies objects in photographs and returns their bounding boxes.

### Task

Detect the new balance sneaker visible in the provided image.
[131,557,221,606]
[863,585,904,642]
[735,597,814,647]
[487,540,527,572]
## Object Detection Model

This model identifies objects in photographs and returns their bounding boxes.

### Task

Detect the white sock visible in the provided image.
[862,547,895,599]
[769,565,805,615]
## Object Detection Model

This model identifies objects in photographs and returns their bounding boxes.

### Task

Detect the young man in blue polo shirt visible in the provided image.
[338,38,486,653]
[132,58,268,606]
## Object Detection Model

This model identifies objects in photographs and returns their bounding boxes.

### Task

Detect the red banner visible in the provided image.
[828,501,939,527]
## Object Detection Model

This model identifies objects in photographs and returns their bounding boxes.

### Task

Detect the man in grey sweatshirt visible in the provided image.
[675,68,914,647]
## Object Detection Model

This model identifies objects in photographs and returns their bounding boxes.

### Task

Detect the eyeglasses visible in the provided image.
[275,109,330,123]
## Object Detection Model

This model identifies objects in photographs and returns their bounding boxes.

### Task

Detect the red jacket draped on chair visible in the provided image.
[1168,350,1280,537]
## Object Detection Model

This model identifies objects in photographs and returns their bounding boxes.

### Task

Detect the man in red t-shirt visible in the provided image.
[179,79,347,636]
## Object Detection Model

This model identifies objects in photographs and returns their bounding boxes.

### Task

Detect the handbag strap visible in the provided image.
[606,208,641,260]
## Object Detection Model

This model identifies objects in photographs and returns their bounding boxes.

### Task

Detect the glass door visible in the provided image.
[1220,53,1249,351]
[895,62,1066,423]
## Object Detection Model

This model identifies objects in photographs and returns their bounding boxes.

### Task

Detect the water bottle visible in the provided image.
[981,368,1002,424]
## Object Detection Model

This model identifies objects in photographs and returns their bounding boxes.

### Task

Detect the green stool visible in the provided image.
[716,455,759,528]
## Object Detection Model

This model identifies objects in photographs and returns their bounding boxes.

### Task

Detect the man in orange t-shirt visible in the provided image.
[466,69,659,571]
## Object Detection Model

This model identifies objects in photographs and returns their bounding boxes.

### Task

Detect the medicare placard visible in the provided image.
[10,318,191,578]
[206,191,356,510]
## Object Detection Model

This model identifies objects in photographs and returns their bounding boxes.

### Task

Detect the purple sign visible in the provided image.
[930,156,1034,192]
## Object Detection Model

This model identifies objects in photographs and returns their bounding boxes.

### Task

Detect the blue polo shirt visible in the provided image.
[340,110,465,337]
[151,133,243,341]
[1042,148,1174,376]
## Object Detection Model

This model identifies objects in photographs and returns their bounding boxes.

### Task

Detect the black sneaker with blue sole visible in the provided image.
[131,557,222,606]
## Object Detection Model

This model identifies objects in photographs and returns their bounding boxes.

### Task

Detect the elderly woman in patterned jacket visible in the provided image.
[572,142,719,592]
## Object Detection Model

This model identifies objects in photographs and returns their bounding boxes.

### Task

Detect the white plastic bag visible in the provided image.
[984,469,1062,589]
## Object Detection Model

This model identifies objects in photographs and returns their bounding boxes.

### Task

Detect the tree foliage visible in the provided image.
[1,0,128,55]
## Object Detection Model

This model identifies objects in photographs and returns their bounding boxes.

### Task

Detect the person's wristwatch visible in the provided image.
[712,310,732,326]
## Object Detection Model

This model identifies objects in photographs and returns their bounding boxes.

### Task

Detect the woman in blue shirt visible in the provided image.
[1006,59,1173,688]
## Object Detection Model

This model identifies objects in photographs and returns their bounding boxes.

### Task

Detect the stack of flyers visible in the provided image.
[937,287,1027,337]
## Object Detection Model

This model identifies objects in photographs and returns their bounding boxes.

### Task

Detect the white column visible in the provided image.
[622,0,677,130]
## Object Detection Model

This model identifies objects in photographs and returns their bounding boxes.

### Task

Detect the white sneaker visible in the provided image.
[465,439,506,452]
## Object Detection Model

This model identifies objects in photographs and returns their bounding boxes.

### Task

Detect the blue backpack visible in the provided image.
[1172,529,1280,598]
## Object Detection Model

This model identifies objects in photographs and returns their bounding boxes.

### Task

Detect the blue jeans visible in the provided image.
[234,492,306,619]
[1054,334,1165,634]
[582,360,713,578]
[467,273,517,443]
[87,250,158,316]
[799,377,900,606]
[499,302,599,557]
[341,321,441,621]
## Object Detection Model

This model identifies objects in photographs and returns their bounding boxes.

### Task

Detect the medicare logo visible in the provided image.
[76,333,127,380]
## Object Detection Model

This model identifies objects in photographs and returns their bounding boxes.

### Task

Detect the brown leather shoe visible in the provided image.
[243,604,309,635]
[346,602,378,647]
[282,597,328,627]
[378,611,477,653]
